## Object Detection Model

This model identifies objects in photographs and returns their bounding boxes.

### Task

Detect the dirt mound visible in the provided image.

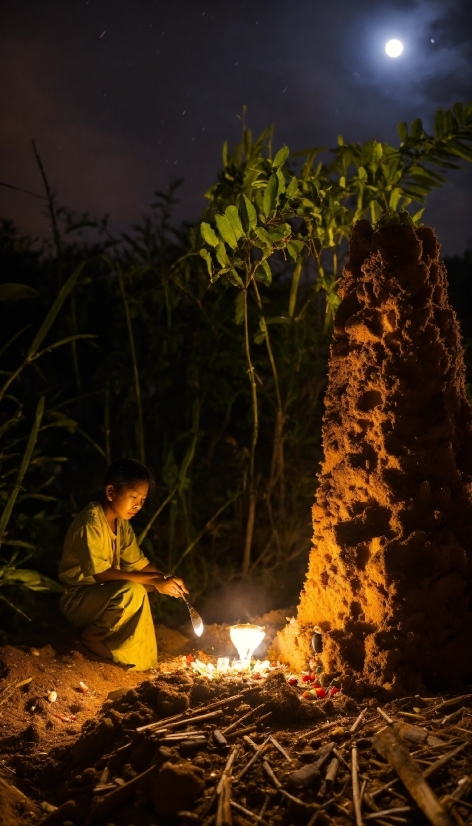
[279,221,472,694]
[1,638,471,826]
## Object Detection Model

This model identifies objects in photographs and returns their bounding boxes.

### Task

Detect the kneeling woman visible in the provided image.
[58,458,187,671]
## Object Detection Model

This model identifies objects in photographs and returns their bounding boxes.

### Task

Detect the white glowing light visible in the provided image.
[385,39,403,58]
[229,624,265,669]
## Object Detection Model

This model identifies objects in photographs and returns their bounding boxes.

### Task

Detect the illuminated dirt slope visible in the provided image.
[279,220,472,694]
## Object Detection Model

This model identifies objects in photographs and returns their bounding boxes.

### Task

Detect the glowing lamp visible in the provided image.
[229,624,265,668]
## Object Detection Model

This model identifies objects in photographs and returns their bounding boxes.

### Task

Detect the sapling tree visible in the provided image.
[199,102,472,574]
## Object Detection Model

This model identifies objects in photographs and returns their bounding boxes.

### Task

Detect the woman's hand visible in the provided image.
[155,576,189,598]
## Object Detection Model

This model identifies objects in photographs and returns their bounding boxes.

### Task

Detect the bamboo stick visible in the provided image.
[222,703,265,734]
[135,687,256,731]
[237,737,271,781]
[423,741,471,779]
[372,725,454,826]
[352,746,364,826]
[351,709,367,734]
[216,774,232,826]
[138,709,222,733]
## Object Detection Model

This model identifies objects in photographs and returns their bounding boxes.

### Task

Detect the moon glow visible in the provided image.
[385,39,403,57]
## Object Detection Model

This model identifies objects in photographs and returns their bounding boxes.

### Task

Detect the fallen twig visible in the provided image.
[135,687,256,732]
[351,709,367,734]
[269,734,292,762]
[364,806,412,821]
[423,740,471,780]
[222,703,265,734]
[226,712,272,739]
[139,708,223,733]
[352,746,364,826]
[216,773,232,826]
[373,724,454,826]
[237,736,271,781]
[230,800,267,823]
[377,707,394,725]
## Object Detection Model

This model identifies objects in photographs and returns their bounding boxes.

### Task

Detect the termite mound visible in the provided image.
[279,220,472,695]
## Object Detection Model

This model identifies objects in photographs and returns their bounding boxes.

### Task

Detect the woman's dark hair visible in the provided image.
[103,458,155,496]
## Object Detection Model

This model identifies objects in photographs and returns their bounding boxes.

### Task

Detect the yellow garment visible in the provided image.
[59,502,150,587]
[58,502,157,671]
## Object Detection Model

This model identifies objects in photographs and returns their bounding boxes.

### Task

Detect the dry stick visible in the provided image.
[38,800,77,826]
[138,709,223,734]
[217,747,239,795]
[85,764,156,825]
[261,761,317,811]
[222,703,266,734]
[371,779,400,800]
[237,737,272,781]
[364,807,412,821]
[230,800,267,823]
[423,741,471,780]
[351,709,367,734]
[136,688,256,731]
[352,746,364,826]
[377,707,394,725]
[227,713,272,739]
[216,774,232,826]
[372,725,454,826]
[269,735,292,762]
[431,695,472,715]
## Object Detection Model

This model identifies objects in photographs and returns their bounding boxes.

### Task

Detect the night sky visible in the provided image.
[1,0,472,255]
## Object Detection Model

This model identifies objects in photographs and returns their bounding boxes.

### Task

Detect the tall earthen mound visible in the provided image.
[279,220,472,694]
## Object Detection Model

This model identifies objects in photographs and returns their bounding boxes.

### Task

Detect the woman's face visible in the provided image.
[105,481,149,521]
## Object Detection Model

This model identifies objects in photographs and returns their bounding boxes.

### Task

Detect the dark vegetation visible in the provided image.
[1,104,472,632]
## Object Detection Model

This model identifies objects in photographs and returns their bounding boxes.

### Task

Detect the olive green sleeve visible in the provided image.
[119,521,150,572]
[74,521,113,578]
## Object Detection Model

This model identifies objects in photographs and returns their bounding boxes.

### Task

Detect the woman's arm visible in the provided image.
[93,565,188,597]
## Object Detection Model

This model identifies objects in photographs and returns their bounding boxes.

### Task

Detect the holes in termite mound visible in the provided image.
[357,389,382,412]
[334,504,393,547]
[348,442,378,471]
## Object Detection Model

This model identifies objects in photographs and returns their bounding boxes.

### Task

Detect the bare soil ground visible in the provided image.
[0,611,471,826]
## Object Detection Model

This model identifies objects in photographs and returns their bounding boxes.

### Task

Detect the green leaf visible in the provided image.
[199,248,213,276]
[262,174,278,218]
[286,177,299,198]
[254,227,273,246]
[397,121,408,143]
[228,269,244,288]
[215,214,239,250]
[200,222,219,247]
[0,396,44,539]
[3,568,62,592]
[37,333,97,357]
[225,205,244,240]
[433,109,444,138]
[287,240,305,261]
[370,201,383,223]
[411,207,425,224]
[0,283,39,302]
[215,242,230,268]
[410,118,423,140]
[27,263,85,360]
[234,292,245,325]
[273,145,289,168]
[239,194,257,233]
[254,259,272,286]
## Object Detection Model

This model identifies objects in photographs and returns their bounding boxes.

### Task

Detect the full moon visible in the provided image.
[385,39,403,57]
